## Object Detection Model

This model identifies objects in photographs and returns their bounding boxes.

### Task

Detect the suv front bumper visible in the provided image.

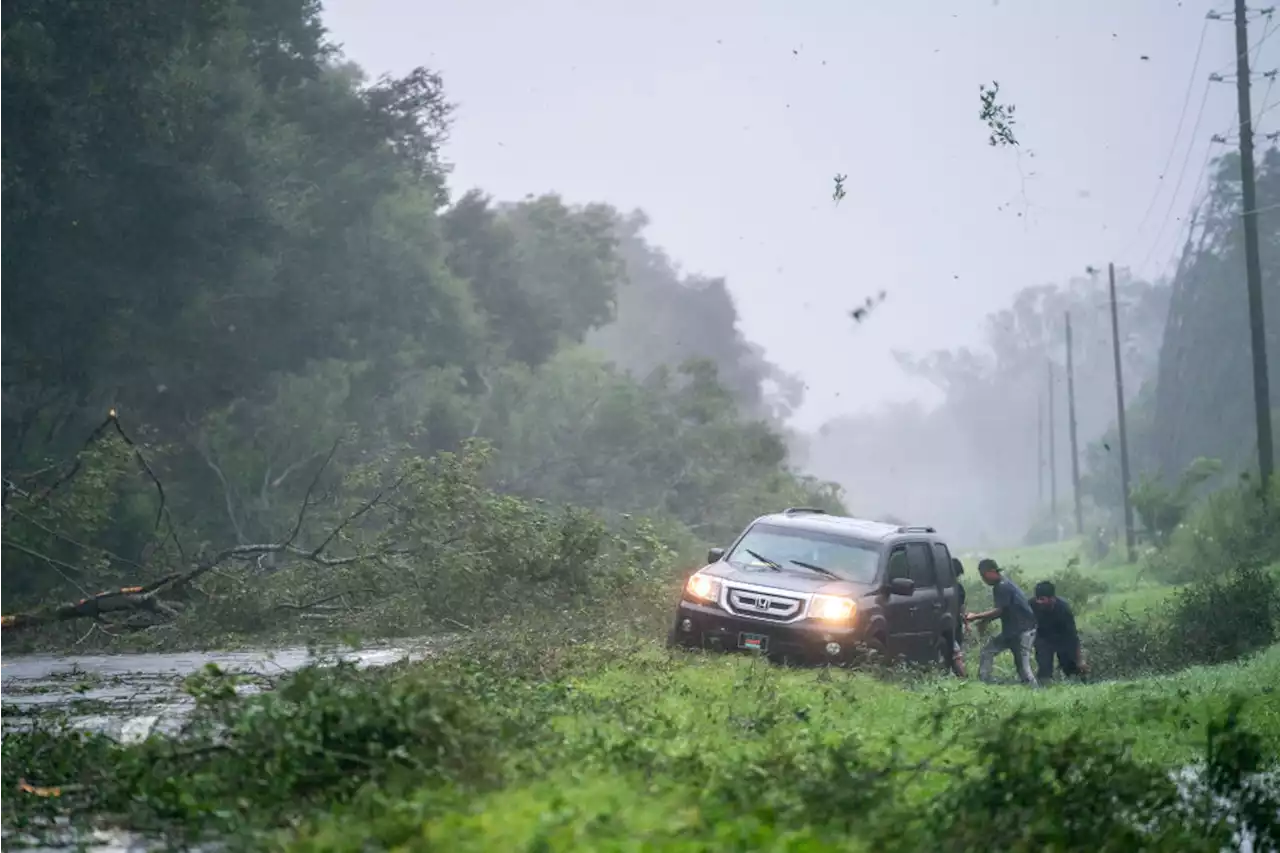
[670,599,864,665]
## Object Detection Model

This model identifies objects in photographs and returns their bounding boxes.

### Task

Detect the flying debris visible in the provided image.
[849,291,887,324]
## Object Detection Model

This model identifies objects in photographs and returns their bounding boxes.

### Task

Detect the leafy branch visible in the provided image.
[979,81,1018,147]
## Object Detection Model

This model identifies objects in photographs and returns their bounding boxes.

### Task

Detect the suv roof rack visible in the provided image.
[896,524,937,533]
[782,507,828,516]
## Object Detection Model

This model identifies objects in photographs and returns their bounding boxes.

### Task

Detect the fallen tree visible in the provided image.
[1,412,422,636]
[1,412,678,646]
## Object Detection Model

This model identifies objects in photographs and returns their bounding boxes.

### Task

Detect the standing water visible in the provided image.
[1,642,444,851]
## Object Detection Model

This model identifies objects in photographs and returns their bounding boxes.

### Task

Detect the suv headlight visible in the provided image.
[685,572,722,604]
[810,594,856,622]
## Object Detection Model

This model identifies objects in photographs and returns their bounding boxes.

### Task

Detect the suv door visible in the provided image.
[903,541,942,661]
[936,540,957,622]
[883,546,920,660]
[932,542,959,638]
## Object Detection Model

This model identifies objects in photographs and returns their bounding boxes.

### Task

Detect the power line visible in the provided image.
[1130,8,1274,276]
[1111,19,1211,260]
[1243,199,1280,214]
[1132,83,1216,274]
[1212,5,1277,73]
[1145,128,1227,280]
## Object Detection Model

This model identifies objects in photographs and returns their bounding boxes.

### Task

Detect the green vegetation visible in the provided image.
[7,486,1280,850]
[4,1,1280,851]
[6,628,1279,851]
[1,0,838,651]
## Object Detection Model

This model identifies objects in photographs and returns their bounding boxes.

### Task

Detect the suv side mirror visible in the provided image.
[889,577,915,597]
[707,547,726,564]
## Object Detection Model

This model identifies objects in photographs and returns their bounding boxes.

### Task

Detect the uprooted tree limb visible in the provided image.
[1,411,416,634]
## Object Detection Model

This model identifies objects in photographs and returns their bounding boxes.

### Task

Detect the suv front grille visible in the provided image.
[726,588,804,622]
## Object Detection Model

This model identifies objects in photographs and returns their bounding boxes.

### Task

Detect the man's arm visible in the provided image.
[1063,602,1085,666]
[966,606,1002,622]
[967,581,1008,623]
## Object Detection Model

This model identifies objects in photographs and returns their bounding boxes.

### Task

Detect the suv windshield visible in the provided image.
[725,523,880,584]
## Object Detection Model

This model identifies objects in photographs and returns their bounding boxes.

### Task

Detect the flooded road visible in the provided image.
[1,640,445,742]
[1,641,448,851]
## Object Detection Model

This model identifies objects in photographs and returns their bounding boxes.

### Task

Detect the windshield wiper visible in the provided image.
[743,549,783,571]
[789,559,840,579]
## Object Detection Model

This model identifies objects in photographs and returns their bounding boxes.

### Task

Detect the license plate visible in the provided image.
[739,632,769,652]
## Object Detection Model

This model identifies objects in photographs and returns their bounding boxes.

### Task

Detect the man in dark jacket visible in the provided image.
[965,558,1038,687]
[947,557,968,676]
[952,557,968,620]
[1030,580,1087,681]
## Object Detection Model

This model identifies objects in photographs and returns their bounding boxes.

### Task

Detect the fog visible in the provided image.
[323,0,1280,548]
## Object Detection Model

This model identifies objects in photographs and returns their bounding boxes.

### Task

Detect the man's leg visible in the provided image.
[1034,640,1056,682]
[1014,630,1040,687]
[1056,644,1080,679]
[978,633,1011,683]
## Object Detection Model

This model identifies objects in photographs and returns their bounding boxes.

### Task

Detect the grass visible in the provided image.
[5,630,1278,851]
[278,641,1280,851]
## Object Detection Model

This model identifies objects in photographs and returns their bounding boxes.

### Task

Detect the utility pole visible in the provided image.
[1047,360,1058,529]
[1108,263,1137,562]
[1234,0,1275,492]
[1065,312,1084,537]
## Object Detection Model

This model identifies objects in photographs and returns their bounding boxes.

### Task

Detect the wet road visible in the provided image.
[1,641,445,851]
[1,641,442,741]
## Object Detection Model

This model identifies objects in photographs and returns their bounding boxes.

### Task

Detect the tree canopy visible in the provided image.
[1,0,839,635]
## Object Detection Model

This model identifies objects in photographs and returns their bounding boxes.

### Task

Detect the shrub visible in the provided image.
[890,717,1226,853]
[97,655,506,835]
[1164,563,1279,667]
[1130,457,1222,549]
[1149,478,1280,585]
[1084,564,1279,679]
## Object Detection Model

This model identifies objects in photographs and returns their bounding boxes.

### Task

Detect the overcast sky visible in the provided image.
[323,0,1277,429]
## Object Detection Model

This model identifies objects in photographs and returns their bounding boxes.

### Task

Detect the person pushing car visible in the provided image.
[947,557,968,677]
[1030,580,1088,681]
[964,558,1039,687]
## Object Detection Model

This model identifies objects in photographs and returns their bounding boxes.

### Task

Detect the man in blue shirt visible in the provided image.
[964,558,1039,687]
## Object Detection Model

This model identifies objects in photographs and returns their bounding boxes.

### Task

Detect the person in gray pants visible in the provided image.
[964,558,1039,687]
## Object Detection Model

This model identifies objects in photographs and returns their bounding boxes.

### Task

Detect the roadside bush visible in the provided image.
[1130,457,1222,549]
[99,655,509,835]
[1165,562,1279,666]
[1148,478,1280,585]
[886,718,1228,853]
[1084,563,1279,679]
[1080,609,1169,679]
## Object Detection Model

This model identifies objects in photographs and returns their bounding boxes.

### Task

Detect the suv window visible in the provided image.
[886,546,909,581]
[932,543,954,587]
[905,542,936,588]
[726,523,881,584]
